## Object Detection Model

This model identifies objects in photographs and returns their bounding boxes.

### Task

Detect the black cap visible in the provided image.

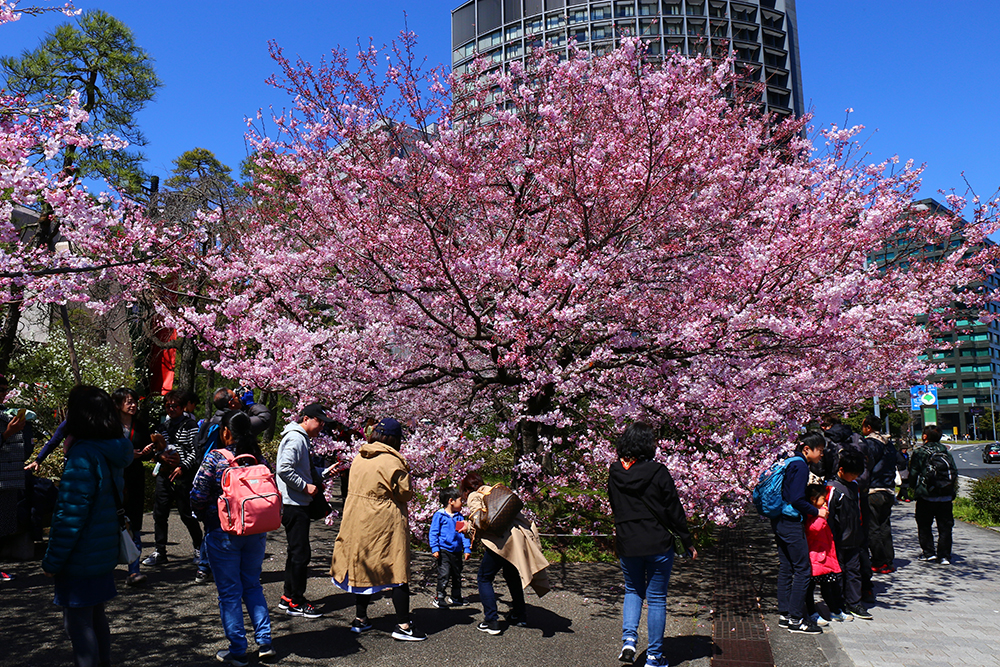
[301,403,335,423]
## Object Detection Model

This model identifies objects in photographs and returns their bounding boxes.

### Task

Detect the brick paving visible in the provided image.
[826,501,1000,667]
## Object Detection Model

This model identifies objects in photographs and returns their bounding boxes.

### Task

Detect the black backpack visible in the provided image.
[922,449,955,496]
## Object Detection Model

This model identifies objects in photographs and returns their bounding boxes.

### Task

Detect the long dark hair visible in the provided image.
[66,385,122,441]
[221,410,263,461]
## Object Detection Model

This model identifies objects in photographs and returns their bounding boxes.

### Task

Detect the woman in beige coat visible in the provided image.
[460,471,550,635]
[330,418,426,641]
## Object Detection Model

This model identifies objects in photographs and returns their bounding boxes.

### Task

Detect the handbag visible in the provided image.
[639,495,686,556]
[306,466,331,521]
[108,473,140,565]
[473,483,524,534]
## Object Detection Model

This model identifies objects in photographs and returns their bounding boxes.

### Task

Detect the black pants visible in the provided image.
[152,473,202,554]
[915,499,954,559]
[805,573,845,616]
[63,603,111,667]
[436,549,465,600]
[836,546,863,607]
[772,516,811,620]
[868,490,895,568]
[282,504,311,603]
[355,583,410,623]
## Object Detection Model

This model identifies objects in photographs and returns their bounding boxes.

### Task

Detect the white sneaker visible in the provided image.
[939,557,951,565]
[809,612,830,627]
[830,611,853,622]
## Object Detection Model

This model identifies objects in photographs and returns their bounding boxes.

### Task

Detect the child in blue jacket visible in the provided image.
[429,486,472,607]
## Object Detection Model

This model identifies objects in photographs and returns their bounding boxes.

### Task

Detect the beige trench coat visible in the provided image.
[467,485,551,597]
[329,441,413,588]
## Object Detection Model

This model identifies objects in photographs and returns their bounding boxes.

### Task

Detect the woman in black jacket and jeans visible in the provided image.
[608,423,697,667]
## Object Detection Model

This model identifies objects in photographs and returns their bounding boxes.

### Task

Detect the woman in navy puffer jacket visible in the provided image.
[42,385,133,667]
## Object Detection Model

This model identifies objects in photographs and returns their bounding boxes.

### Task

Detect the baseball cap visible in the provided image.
[301,403,335,423]
[374,417,403,439]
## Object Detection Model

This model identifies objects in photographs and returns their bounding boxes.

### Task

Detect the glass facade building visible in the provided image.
[889,199,1000,439]
[451,0,804,119]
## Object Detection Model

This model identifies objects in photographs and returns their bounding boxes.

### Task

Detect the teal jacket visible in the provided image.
[42,437,134,577]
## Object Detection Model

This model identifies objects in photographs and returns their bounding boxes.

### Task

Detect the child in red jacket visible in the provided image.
[804,485,852,623]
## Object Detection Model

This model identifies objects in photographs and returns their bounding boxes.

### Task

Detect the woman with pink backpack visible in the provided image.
[190,410,277,666]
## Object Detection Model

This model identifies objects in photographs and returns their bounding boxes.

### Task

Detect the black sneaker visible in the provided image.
[431,597,447,608]
[0,571,15,582]
[846,605,873,621]
[507,612,527,627]
[917,554,939,563]
[350,617,372,634]
[446,596,468,606]
[286,601,322,619]
[277,595,292,611]
[618,642,637,662]
[195,569,211,584]
[777,615,790,628]
[477,620,501,635]
[391,623,427,641]
[788,619,822,634]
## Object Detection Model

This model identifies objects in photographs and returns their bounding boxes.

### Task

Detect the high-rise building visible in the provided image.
[882,198,1000,439]
[451,0,804,120]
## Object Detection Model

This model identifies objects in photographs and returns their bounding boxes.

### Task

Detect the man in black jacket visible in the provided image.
[143,389,202,572]
[862,415,897,573]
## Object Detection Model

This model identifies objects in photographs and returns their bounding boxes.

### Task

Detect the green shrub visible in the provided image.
[970,474,1000,525]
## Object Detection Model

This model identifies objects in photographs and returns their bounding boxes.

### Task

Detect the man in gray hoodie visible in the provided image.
[276,403,333,618]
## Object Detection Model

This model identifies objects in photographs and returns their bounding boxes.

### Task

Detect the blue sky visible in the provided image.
[3,0,998,202]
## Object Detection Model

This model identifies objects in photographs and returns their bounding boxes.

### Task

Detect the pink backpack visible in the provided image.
[216,450,282,535]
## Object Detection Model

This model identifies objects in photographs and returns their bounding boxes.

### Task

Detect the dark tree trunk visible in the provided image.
[0,298,23,377]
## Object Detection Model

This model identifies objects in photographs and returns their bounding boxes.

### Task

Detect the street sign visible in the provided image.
[971,406,986,416]
[910,385,938,411]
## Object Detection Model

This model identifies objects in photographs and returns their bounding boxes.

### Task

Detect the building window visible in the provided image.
[592,3,612,20]
[732,3,757,22]
[479,30,502,51]
[526,16,543,34]
[546,11,565,29]
[568,8,588,23]
[733,26,758,42]
[640,19,658,35]
[639,0,658,16]
[708,1,726,18]
[616,19,636,35]
[615,1,636,17]
[506,24,523,41]
[686,2,704,16]
[592,22,614,40]
[687,20,705,35]
[665,20,683,35]
[570,26,588,42]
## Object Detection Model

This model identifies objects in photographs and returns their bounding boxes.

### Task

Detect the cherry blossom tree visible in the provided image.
[0,3,198,377]
[162,34,999,527]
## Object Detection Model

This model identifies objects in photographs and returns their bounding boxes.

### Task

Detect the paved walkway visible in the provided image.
[825,501,1000,667]
[3,496,998,666]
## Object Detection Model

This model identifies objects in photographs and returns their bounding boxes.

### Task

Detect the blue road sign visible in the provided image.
[910,385,938,411]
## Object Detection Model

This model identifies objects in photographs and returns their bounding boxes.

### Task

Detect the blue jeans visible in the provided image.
[127,531,142,576]
[205,529,272,656]
[619,550,675,661]
[478,548,525,622]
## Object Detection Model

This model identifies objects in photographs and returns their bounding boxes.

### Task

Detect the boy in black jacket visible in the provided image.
[826,447,873,621]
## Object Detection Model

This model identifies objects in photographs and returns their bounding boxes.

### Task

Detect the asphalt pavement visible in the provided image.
[0,499,715,667]
[948,442,1000,481]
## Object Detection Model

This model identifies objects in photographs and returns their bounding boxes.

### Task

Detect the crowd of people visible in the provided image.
[0,373,709,667]
[769,414,959,636]
[0,372,973,667]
